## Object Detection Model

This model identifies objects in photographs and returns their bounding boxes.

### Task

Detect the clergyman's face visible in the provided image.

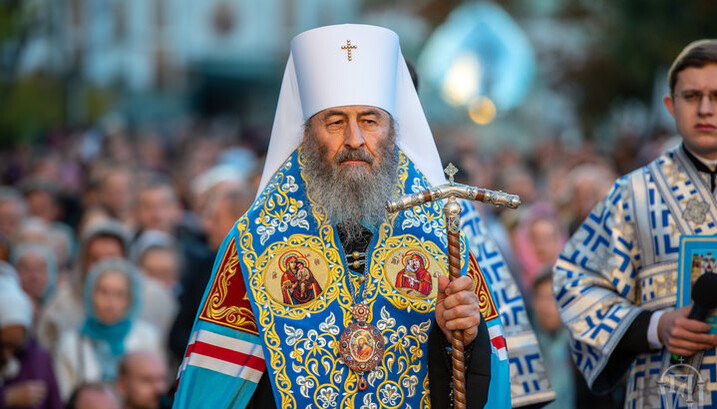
[308,105,392,174]
[664,64,717,159]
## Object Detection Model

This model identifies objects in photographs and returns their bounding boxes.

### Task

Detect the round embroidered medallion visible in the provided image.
[265,247,330,306]
[339,321,384,372]
[383,247,442,298]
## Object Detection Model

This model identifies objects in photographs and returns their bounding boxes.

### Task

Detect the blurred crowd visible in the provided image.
[0,115,679,409]
[0,118,258,409]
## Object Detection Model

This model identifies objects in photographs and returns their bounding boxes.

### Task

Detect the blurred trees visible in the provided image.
[536,0,717,134]
[3,0,717,142]
[0,1,64,143]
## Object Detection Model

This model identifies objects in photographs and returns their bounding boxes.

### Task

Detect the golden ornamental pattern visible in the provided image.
[199,237,258,334]
[467,254,499,321]
[372,235,447,313]
[237,149,442,408]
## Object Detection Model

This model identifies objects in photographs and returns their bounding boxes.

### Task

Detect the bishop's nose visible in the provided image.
[343,119,366,149]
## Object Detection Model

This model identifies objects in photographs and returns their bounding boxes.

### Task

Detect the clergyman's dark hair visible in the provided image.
[668,39,717,94]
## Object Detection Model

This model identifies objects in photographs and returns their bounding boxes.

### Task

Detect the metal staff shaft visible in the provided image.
[386,184,520,214]
[386,165,521,409]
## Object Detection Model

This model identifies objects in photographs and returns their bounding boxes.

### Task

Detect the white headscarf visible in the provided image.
[257,24,446,196]
[0,261,33,330]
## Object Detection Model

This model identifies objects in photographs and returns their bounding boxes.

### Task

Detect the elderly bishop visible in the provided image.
[173,24,511,409]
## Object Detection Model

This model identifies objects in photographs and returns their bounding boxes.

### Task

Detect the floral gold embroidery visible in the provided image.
[199,238,258,334]
[467,253,499,321]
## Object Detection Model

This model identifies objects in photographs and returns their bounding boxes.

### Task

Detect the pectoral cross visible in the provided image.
[341,39,357,61]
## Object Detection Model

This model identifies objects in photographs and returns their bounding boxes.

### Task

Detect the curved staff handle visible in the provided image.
[386,183,521,214]
[385,163,521,409]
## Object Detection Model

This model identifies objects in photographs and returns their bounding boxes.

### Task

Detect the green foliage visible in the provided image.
[567,0,717,133]
[0,75,64,143]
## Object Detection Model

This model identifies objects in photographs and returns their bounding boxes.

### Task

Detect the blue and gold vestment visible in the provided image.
[174,148,510,409]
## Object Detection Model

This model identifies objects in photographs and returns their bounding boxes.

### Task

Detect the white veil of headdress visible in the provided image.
[256,24,446,197]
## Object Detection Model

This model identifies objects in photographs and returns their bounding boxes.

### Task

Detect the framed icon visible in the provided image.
[677,235,717,334]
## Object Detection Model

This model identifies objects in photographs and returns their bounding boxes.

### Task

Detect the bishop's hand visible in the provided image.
[435,275,482,344]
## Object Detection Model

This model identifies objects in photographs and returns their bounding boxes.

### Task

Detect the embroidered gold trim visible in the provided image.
[199,238,259,334]
[467,253,499,321]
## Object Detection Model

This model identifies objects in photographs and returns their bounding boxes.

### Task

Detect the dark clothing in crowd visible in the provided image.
[0,338,64,409]
[168,235,215,362]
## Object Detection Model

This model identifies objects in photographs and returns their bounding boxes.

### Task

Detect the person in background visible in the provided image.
[168,185,252,363]
[200,187,255,252]
[531,272,576,409]
[54,258,161,400]
[0,262,63,409]
[47,222,76,281]
[21,180,62,225]
[0,187,27,245]
[95,165,135,225]
[553,39,717,408]
[512,202,567,295]
[131,230,180,346]
[116,351,170,409]
[132,230,181,295]
[66,383,121,409]
[37,220,129,353]
[554,163,617,235]
[133,177,182,236]
[11,243,58,327]
[39,220,176,353]
[14,218,52,248]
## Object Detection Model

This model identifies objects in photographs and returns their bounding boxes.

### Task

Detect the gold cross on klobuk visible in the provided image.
[341,39,357,61]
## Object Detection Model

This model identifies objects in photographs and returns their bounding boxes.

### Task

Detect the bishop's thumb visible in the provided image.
[437,275,450,301]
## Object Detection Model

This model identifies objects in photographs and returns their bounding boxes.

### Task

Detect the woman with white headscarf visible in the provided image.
[11,242,58,326]
[0,262,63,409]
[53,258,162,400]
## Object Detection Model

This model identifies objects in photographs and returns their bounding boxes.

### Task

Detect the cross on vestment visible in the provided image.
[654,275,675,296]
[341,39,357,61]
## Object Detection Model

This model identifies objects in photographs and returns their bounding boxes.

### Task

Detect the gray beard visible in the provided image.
[302,130,398,246]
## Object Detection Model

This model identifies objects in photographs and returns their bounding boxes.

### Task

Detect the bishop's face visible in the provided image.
[308,105,393,177]
[302,104,397,244]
